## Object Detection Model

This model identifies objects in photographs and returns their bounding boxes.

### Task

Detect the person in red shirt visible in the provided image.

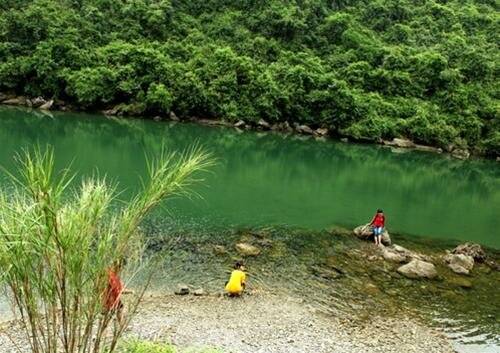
[370,209,385,245]
[103,264,124,325]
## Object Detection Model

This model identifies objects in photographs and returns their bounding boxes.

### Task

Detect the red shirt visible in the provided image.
[104,269,123,310]
[373,214,385,227]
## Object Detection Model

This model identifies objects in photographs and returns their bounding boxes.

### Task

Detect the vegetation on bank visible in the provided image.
[0,0,498,155]
[118,340,222,353]
[0,146,213,353]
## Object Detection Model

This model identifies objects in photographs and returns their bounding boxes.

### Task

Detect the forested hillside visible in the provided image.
[0,0,498,155]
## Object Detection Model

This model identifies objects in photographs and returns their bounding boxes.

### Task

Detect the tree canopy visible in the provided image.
[0,0,498,155]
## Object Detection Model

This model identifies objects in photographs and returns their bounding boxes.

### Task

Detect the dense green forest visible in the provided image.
[0,0,498,155]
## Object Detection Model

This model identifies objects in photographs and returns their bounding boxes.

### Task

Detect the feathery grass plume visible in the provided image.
[0,145,214,353]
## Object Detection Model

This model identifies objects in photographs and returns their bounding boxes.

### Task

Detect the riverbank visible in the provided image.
[0,98,495,161]
[0,292,454,353]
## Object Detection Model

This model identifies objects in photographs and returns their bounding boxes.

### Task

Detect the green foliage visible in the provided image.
[0,0,498,155]
[118,340,223,353]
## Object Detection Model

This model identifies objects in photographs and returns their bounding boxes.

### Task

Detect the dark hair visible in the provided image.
[234,261,244,269]
[377,209,383,213]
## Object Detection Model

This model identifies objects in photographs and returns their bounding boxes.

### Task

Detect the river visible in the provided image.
[0,106,499,352]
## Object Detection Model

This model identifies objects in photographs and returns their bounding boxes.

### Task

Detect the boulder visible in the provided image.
[382,248,407,263]
[103,107,119,116]
[2,97,26,106]
[353,223,391,245]
[193,288,206,296]
[174,284,190,295]
[443,253,474,275]
[296,124,314,135]
[451,148,470,160]
[397,259,437,279]
[169,111,180,121]
[153,115,162,121]
[452,243,486,262]
[234,120,245,128]
[235,243,261,256]
[414,144,443,154]
[39,99,54,110]
[315,128,329,136]
[257,119,270,129]
[387,138,415,148]
[30,96,46,108]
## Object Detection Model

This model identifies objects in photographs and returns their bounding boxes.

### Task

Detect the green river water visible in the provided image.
[0,106,499,352]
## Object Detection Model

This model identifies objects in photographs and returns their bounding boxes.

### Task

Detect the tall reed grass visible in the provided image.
[0,145,214,353]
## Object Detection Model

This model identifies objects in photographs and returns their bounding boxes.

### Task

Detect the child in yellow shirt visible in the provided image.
[225,262,246,296]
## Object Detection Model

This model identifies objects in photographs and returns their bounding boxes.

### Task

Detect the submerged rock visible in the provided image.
[353,223,391,245]
[397,259,437,279]
[452,243,486,262]
[235,243,261,256]
[213,245,226,255]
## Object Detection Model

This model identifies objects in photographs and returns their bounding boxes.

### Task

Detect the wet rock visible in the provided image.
[193,288,206,296]
[39,99,53,110]
[364,283,381,295]
[311,266,341,279]
[257,119,270,129]
[169,111,180,121]
[103,107,119,116]
[414,144,443,154]
[153,115,162,121]
[353,223,391,245]
[234,120,245,128]
[452,243,486,262]
[451,148,470,160]
[0,92,14,102]
[443,253,474,275]
[174,284,190,295]
[235,243,261,256]
[340,138,348,143]
[382,248,407,263]
[213,245,226,255]
[397,259,437,279]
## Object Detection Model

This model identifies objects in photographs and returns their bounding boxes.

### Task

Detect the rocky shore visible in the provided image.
[0,292,455,353]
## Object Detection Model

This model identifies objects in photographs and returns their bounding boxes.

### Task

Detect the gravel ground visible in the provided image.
[0,292,455,353]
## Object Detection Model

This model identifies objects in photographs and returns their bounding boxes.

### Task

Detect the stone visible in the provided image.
[397,259,437,279]
[39,99,54,110]
[296,124,314,135]
[174,284,190,295]
[364,283,381,295]
[452,243,486,262]
[2,97,26,106]
[213,245,226,255]
[103,107,119,116]
[234,120,245,128]
[169,111,180,121]
[390,138,415,148]
[393,244,409,253]
[414,144,443,154]
[193,288,205,296]
[153,115,162,121]
[451,148,470,159]
[315,128,329,136]
[30,96,46,108]
[353,223,391,245]
[235,243,261,256]
[444,253,474,275]
[382,248,407,263]
[257,119,270,129]
[311,266,341,279]
[340,138,348,143]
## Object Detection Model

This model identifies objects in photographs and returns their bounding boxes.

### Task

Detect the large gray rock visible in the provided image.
[39,99,54,110]
[382,248,407,263]
[257,119,270,129]
[397,259,437,279]
[386,138,415,148]
[296,124,314,135]
[452,243,486,262]
[2,96,26,105]
[235,243,261,256]
[444,253,474,275]
[353,223,391,245]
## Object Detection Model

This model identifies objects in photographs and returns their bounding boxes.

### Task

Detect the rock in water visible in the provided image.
[397,259,437,279]
[174,284,190,295]
[213,245,226,255]
[39,99,54,110]
[452,243,486,262]
[235,243,261,256]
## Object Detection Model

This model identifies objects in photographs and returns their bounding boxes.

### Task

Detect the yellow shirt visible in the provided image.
[225,269,246,294]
